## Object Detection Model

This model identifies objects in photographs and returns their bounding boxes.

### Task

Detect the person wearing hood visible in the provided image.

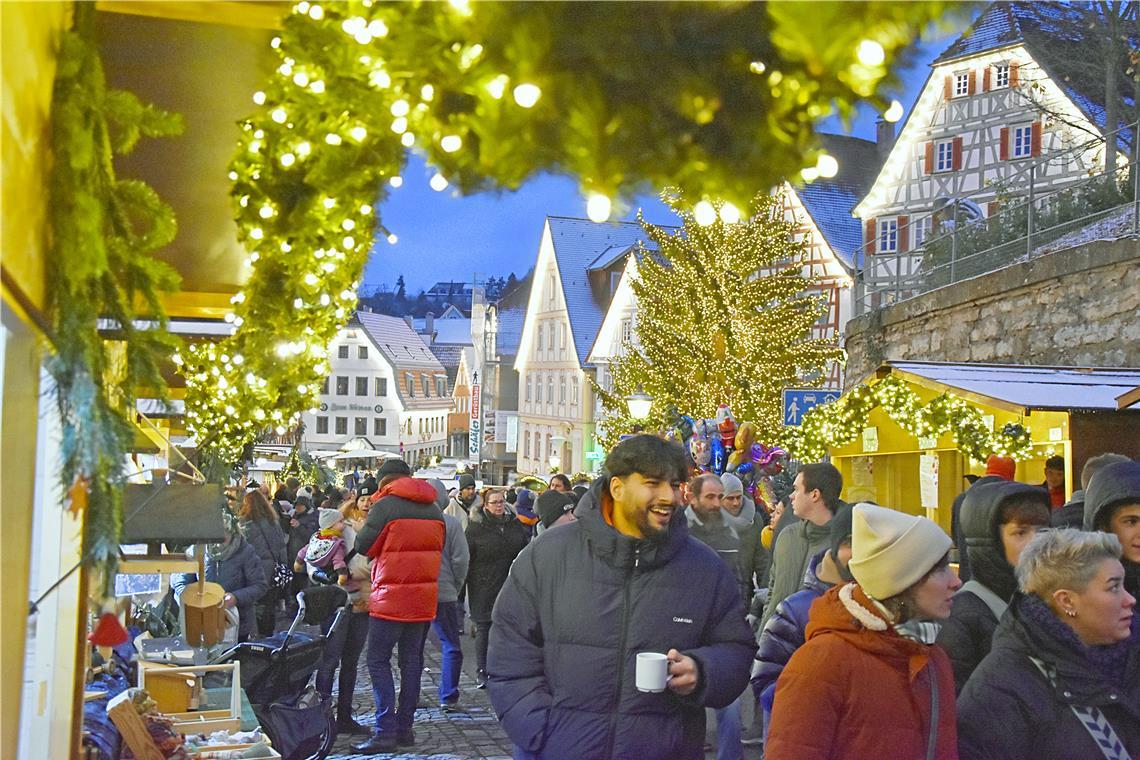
[513,489,540,538]
[465,487,530,688]
[427,479,471,711]
[445,473,481,530]
[1084,458,1140,599]
[1053,453,1131,529]
[766,503,961,760]
[936,482,1051,693]
[752,505,854,736]
[487,436,757,759]
[759,463,842,634]
[957,529,1139,759]
[172,514,268,642]
[951,455,1017,582]
[351,459,446,754]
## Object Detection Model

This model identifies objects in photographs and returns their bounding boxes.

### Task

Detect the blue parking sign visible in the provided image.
[783,388,840,426]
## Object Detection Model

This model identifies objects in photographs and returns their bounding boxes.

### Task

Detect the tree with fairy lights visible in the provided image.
[595,190,844,449]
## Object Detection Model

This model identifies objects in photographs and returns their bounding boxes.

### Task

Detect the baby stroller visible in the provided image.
[213,585,349,760]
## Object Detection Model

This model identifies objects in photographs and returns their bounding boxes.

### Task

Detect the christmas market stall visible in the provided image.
[790,361,1140,534]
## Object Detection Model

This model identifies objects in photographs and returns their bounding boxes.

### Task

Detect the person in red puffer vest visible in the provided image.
[351,458,445,754]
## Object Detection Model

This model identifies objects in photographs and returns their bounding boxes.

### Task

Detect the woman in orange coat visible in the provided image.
[766,503,962,760]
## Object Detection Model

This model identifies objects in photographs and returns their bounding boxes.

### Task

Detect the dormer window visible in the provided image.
[993,63,1010,89]
[953,72,970,98]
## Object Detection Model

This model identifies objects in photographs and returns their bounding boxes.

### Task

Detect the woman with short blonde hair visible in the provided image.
[958,529,1139,759]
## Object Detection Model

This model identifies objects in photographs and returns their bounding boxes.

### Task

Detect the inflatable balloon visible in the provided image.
[715,404,737,447]
[690,438,711,469]
[727,422,756,471]
[710,437,726,474]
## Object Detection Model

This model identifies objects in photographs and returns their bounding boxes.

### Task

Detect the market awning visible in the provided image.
[884,361,1140,414]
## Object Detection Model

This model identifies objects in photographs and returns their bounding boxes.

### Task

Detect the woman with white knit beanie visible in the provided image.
[766,503,962,760]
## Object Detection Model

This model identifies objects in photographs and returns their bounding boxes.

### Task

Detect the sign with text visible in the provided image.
[782,388,839,426]
[469,380,481,466]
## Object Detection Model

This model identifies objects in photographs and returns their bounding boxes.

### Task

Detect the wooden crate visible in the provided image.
[137,662,242,735]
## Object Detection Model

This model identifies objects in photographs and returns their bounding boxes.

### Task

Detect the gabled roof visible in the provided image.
[935,2,1135,150]
[429,343,465,388]
[794,133,881,268]
[354,311,444,372]
[547,216,649,366]
[588,242,639,272]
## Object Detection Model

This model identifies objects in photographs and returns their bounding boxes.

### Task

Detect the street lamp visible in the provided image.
[626,389,653,420]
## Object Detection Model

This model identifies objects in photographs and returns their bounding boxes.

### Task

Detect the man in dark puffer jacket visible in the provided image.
[488,435,757,760]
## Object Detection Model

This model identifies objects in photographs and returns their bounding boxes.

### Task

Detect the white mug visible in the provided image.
[635,652,670,693]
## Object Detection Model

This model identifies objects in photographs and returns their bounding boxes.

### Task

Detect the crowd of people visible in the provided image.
[183,440,1138,758]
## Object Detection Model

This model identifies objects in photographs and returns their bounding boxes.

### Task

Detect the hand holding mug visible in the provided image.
[665,649,698,696]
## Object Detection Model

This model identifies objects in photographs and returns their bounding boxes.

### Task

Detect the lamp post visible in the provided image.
[626,389,653,420]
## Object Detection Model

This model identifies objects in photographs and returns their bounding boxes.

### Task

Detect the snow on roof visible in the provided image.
[354,311,444,372]
[887,361,1140,412]
[430,319,473,345]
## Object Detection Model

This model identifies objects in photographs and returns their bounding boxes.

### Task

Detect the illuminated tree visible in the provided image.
[594,190,844,448]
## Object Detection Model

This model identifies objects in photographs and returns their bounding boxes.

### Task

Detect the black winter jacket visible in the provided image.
[465,509,529,623]
[950,475,1007,581]
[958,592,1140,759]
[487,478,757,760]
[938,481,1050,693]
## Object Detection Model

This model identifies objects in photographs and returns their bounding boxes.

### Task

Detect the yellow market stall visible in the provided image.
[794,361,1140,536]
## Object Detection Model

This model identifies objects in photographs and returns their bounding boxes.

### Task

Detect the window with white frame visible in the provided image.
[913,216,934,248]
[524,428,530,458]
[321,377,329,394]
[358,346,368,359]
[405,373,414,396]
[935,140,954,172]
[571,376,579,405]
[534,431,542,461]
[993,63,1010,88]
[338,344,349,359]
[536,374,543,403]
[355,417,367,435]
[1012,124,1033,158]
[336,376,349,395]
[335,416,347,435]
[375,377,387,397]
[355,376,368,396]
[548,274,556,305]
[620,318,632,344]
[436,377,447,396]
[422,376,430,396]
[374,418,387,436]
[559,322,566,349]
[547,376,554,405]
[953,72,970,97]
[316,416,329,434]
[537,324,544,353]
[526,373,533,402]
[559,374,566,403]
[878,219,898,253]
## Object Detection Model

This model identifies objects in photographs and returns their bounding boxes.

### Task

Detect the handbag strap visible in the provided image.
[925,662,940,760]
[1028,656,1132,760]
[958,580,1008,621]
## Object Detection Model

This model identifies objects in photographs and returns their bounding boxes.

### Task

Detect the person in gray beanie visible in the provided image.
[721,472,769,602]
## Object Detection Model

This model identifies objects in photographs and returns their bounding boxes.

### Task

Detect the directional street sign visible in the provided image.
[782,388,840,427]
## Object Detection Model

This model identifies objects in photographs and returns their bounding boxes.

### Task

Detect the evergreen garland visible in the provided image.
[179,0,964,466]
[47,3,183,591]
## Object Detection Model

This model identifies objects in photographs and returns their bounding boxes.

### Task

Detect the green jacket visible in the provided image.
[759,516,832,632]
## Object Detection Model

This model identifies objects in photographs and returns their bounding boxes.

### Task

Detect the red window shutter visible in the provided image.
[1009,60,1020,87]
[1000,127,1010,160]
[987,201,1001,216]
[1031,122,1042,156]
[924,141,935,174]
[897,215,910,253]
[967,70,977,95]
[944,75,953,100]
[952,137,964,171]
[983,67,992,92]
[865,219,877,257]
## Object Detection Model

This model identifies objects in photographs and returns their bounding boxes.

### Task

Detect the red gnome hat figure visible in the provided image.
[89,609,129,648]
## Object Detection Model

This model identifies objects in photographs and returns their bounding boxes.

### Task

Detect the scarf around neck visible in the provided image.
[1019,592,1137,685]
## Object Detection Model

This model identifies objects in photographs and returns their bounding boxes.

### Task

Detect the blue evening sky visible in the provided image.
[362,26,960,293]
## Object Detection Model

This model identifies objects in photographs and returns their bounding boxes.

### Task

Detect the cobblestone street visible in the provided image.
[326,623,513,760]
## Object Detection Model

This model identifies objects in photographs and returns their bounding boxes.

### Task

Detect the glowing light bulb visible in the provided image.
[856,39,885,67]
[350,126,367,141]
[693,200,717,226]
[487,74,509,99]
[320,293,331,306]
[387,233,398,244]
[513,83,542,108]
[322,198,336,209]
[440,134,462,152]
[259,205,274,219]
[293,297,304,308]
[310,80,325,94]
[308,4,323,20]
[252,91,266,105]
[369,69,391,89]
[719,202,741,224]
[801,166,820,182]
[304,273,319,286]
[368,19,388,37]
[250,227,265,240]
[271,107,287,124]
[391,99,410,117]
[429,173,449,191]
[389,176,403,188]
[360,203,372,215]
[884,99,904,123]
[342,219,356,231]
[816,154,839,178]
[586,193,612,223]
[270,36,281,49]
[421,84,435,101]
[280,152,296,167]
[293,72,309,87]
[325,133,342,145]
[296,141,311,157]
[749,61,767,75]
[343,236,356,248]
[391,117,408,134]
[401,132,415,147]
